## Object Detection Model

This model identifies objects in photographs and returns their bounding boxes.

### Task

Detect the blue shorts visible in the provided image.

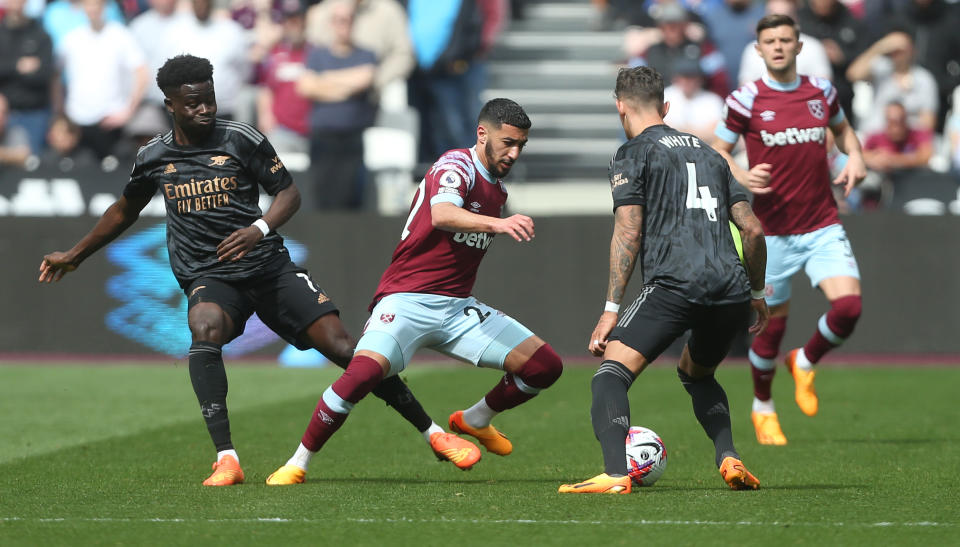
[765,224,860,306]
[354,293,535,377]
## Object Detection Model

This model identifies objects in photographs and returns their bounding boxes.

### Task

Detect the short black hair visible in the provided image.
[156,55,214,96]
[614,66,664,110]
[478,98,531,130]
[756,14,799,39]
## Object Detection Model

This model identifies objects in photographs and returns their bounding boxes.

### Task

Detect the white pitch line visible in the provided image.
[0,517,954,528]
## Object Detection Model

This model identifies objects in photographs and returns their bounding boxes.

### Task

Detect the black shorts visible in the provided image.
[185,261,339,350]
[610,285,750,368]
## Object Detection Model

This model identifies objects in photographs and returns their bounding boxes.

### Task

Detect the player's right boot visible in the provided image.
[719,457,760,490]
[558,473,632,494]
[449,410,513,456]
[202,454,244,486]
[265,464,306,486]
[786,349,818,416]
[430,432,481,470]
[751,411,787,445]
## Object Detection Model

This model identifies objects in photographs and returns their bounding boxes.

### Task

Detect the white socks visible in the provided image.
[752,397,776,414]
[217,449,238,463]
[422,422,444,443]
[286,443,316,471]
[794,348,814,370]
[462,399,498,428]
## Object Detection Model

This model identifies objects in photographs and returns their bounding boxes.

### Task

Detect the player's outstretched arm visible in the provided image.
[217,183,301,262]
[38,193,152,283]
[711,138,772,195]
[589,204,643,356]
[430,202,534,242]
[829,119,867,197]
[729,201,769,335]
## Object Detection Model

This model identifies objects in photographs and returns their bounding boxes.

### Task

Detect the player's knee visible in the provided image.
[828,294,862,335]
[516,343,563,389]
[189,305,229,343]
[331,355,385,404]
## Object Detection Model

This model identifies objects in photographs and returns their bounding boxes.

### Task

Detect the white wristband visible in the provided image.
[604,301,620,313]
[252,218,270,237]
[751,289,765,300]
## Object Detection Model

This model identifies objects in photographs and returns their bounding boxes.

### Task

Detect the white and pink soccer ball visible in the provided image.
[625,426,667,486]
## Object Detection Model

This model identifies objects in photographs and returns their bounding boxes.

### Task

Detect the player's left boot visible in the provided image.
[558,473,632,494]
[202,454,244,486]
[449,411,513,456]
[430,432,481,470]
[719,457,760,490]
[786,349,818,416]
[265,464,306,486]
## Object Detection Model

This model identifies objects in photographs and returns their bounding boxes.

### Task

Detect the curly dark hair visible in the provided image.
[156,55,214,96]
[614,66,664,110]
[478,98,531,130]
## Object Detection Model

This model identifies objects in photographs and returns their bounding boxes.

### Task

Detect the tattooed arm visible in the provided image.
[589,204,644,356]
[729,200,769,335]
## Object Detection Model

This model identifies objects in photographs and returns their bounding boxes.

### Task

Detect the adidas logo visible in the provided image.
[164,163,177,174]
[706,402,729,416]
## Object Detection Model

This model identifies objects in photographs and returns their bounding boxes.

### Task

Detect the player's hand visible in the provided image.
[833,154,867,197]
[216,226,263,262]
[38,251,78,283]
[745,163,773,195]
[494,214,535,242]
[588,312,618,357]
[748,297,769,335]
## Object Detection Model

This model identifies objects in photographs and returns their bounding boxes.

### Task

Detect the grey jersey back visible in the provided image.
[610,124,750,305]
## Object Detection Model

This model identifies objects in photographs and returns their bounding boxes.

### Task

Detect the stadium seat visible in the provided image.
[363,126,417,215]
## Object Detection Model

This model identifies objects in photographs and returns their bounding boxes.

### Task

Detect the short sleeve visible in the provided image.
[726,164,748,206]
[610,147,645,212]
[426,151,474,208]
[247,139,293,195]
[716,84,754,143]
[122,156,158,199]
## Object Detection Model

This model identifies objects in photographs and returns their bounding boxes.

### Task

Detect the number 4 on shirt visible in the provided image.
[685,162,718,222]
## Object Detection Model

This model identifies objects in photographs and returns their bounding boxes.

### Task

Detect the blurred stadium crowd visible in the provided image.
[1,0,959,213]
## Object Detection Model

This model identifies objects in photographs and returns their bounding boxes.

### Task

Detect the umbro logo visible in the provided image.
[760,110,776,122]
[164,163,177,174]
[317,409,335,425]
[209,155,231,166]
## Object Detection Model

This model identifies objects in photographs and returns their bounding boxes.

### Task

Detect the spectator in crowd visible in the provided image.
[947,95,960,175]
[127,0,191,141]
[299,0,376,209]
[43,114,84,169]
[663,56,723,140]
[0,0,55,155]
[229,0,284,66]
[797,0,868,127]
[306,0,415,97]
[0,93,32,168]
[866,100,958,211]
[58,0,148,160]
[700,0,765,91]
[628,2,729,97]
[737,0,832,85]
[42,0,125,50]
[407,0,485,161]
[256,0,311,155]
[174,0,253,121]
[863,101,934,185]
[846,29,938,134]
[889,0,960,129]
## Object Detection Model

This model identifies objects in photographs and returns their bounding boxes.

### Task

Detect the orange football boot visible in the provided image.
[786,349,818,416]
[558,473,632,494]
[719,456,760,490]
[449,410,513,456]
[430,432,481,470]
[202,454,244,486]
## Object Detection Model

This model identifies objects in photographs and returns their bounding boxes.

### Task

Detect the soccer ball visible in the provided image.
[625,426,667,486]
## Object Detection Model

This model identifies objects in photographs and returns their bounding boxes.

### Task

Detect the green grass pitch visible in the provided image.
[0,361,956,546]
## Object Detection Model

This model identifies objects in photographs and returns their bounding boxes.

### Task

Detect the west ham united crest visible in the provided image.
[807,99,825,120]
[380,313,395,324]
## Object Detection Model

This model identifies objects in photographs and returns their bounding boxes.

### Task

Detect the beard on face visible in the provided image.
[485,138,513,178]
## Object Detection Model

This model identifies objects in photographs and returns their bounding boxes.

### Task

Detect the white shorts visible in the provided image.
[765,224,860,306]
[354,293,535,377]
